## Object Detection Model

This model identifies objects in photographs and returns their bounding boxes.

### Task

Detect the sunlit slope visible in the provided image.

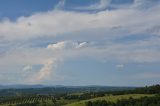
[64,94,154,106]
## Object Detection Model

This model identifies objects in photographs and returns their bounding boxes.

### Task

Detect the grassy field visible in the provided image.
[0,94,154,106]
[64,94,154,106]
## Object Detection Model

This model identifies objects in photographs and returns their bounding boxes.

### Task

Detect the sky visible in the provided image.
[0,0,160,86]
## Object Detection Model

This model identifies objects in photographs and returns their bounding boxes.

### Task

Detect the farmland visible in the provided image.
[0,85,159,106]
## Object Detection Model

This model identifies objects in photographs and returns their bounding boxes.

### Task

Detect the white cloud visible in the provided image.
[0,1,159,41]
[47,41,89,50]
[75,0,111,10]
[77,42,89,48]
[27,59,55,83]
[1,36,160,84]
[116,64,124,68]
[134,0,160,8]
[54,0,65,10]
[23,65,32,71]
[0,0,160,84]
[35,60,54,81]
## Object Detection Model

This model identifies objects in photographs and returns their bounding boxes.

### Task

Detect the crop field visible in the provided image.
[0,85,159,106]
[0,94,153,106]
[64,94,154,106]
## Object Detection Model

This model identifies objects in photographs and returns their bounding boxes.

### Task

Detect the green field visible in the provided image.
[0,94,154,106]
[0,85,159,106]
[64,94,154,106]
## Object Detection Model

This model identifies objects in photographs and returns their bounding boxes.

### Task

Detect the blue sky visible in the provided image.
[0,0,160,86]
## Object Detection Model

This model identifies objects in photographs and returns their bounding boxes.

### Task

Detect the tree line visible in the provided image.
[103,84,160,95]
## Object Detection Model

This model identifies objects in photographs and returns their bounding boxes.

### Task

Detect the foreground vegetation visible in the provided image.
[0,85,159,106]
[65,94,154,106]
[0,94,154,106]
[85,95,160,106]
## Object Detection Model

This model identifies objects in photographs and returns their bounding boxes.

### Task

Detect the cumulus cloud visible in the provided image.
[0,0,160,84]
[27,59,55,83]
[47,41,89,50]
[36,60,53,81]
[23,65,32,72]
[116,64,124,68]
[0,1,159,41]
[77,42,89,48]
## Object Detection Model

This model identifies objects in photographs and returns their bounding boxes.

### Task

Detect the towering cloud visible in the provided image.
[27,59,55,83]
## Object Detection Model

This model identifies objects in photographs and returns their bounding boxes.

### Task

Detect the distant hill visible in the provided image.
[0,85,136,96]
[0,84,46,89]
[0,84,136,90]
